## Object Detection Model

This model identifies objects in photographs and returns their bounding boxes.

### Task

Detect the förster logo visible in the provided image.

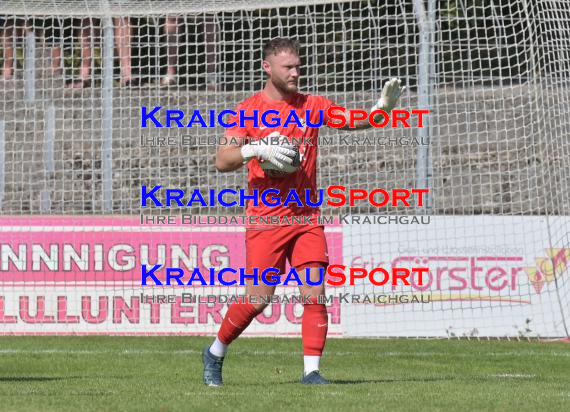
[349,247,570,306]
[524,248,570,293]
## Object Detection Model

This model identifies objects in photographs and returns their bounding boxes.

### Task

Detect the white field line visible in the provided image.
[0,349,568,358]
[488,373,536,379]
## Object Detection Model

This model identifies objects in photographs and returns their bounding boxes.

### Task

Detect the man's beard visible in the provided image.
[273,76,297,94]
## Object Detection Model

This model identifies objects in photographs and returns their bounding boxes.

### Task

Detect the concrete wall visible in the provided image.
[1,80,569,216]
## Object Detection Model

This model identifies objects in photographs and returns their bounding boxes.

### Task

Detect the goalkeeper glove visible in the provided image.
[371,78,406,113]
[241,132,297,170]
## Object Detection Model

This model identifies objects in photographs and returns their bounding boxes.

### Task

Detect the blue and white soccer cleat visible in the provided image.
[202,346,224,386]
[300,370,330,385]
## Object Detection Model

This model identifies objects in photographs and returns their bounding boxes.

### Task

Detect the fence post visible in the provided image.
[24,26,36,103]
[414,0,435,213]
[101,16,114,213]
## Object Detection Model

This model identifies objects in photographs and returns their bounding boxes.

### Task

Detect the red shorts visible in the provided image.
[246,225,329,273]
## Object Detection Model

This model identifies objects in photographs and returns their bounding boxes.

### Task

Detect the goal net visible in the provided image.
[0,0,569,338]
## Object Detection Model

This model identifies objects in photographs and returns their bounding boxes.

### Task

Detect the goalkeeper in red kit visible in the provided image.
[203,38,404,385]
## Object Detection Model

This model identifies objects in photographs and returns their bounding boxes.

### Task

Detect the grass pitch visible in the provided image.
[0,337,568,411]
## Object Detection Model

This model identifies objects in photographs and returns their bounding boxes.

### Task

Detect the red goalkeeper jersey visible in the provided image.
[224,91,335,226]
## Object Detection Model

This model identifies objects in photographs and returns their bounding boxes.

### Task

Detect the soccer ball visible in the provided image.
[260,145,301,178]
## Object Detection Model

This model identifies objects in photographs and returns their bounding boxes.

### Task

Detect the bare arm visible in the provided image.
[214,133,297,173]
[335,108,381,131]
[215,142,245,173]
[330,78,405,131]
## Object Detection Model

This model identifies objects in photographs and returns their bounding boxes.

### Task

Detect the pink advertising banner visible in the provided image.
[0,216,343,335]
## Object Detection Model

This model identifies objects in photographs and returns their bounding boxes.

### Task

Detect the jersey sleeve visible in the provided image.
[314,95,337,125]
[223,102,249,139]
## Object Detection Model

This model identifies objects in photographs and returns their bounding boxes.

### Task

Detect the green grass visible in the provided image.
[0,337,568,411]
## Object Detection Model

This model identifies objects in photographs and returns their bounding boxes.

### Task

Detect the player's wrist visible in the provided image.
[370,99,389,114]
[240,144,257,163]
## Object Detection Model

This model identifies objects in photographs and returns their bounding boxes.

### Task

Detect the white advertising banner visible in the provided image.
[1,216,568,338]
[341,216,570,338]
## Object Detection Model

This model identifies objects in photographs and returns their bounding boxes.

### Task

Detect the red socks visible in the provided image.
[218,297,328,355]
[218,302,260,345]
[302,297,328,355]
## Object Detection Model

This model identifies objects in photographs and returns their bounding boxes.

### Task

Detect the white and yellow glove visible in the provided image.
[371,78,406,113]
[240,131,297,171]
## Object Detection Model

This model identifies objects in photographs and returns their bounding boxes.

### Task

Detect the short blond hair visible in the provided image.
[262,38,300,60]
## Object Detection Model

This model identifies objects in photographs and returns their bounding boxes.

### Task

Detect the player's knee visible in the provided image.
[299,285,325,300]
[236,295,268,313]
[251,301,269,313]
[303,295,325,307]
[296,262,327,296]
[299,285,325,299]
